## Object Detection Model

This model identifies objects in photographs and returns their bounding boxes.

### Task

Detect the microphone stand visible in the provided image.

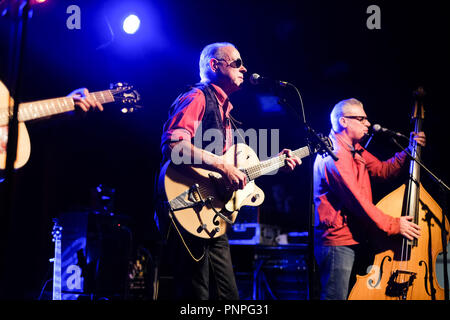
[390,137,449,300]
[282,83,338,300]
[0,0,32,297]
[390,138,450,193]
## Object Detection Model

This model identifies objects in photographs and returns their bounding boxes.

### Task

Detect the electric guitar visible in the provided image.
[0,81,140,169]
[160,137,332,239]
[51,219,63,300]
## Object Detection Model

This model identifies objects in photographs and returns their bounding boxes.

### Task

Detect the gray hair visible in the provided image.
[199,42,236,82]
[330,98,363,132]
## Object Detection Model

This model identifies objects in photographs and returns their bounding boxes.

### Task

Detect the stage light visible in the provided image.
[122,14,140,34]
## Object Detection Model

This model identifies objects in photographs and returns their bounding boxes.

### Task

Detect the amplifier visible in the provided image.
[228,223,280,245]
[53,210,132,300]
[230,244,309,300]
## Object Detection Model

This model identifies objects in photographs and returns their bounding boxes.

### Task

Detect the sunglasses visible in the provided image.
[216,58,243,69]
[343,115,369,122]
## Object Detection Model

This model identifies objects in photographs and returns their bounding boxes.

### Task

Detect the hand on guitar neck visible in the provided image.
[0,87,103,155]
[279,148,302,172]
[68,88,105,112]
[1,81,140,169]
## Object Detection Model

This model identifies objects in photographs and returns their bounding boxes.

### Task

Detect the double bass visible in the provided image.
[348,88,449,300]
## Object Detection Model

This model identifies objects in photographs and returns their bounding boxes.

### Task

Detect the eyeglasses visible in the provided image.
[216,58,243,69]
[343,115,369,122]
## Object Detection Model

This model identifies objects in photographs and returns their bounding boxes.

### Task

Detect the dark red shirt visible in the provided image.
[160,83,233,160]
[314,130,408,246]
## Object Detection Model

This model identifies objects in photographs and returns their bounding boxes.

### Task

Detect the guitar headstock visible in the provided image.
[110,82,141,113]
[52,218,62,242]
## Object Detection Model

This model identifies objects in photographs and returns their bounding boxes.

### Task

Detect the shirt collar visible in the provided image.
[210,83,233,115]
[210,83,228,105]
[331,130,364,155]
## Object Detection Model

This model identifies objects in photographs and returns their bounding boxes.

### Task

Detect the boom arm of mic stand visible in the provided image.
[283,82,338,161]
[390,138,450,192]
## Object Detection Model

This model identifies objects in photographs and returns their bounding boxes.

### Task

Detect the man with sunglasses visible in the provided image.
[313,98,425,300]
[156,42,300,299]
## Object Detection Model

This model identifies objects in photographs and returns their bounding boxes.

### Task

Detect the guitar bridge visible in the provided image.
[168,184,205,212]
[167,184,234,225]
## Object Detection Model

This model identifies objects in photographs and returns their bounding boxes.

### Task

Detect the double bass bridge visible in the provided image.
[386,270,417,300]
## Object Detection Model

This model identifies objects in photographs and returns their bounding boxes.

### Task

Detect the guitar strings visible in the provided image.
[398,138,420,298]
[244,147,308,180]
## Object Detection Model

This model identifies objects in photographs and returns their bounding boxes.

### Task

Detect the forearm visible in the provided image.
[167,140,248,190]
[169,140,226,173]
[326,161,400,235]
[366,149,408,180]
[334,177,400,235]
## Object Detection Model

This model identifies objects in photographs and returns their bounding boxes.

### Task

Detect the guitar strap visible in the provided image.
[228,114,246,144]
[168,211,206,263]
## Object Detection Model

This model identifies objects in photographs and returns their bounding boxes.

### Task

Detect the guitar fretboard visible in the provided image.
[52,239,62,301]
[242,146,310,181]
[0,90,114,126]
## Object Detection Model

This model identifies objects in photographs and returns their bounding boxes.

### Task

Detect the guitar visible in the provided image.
[0,81,140,169]
[160,138,332,239]
[51,219,63,300]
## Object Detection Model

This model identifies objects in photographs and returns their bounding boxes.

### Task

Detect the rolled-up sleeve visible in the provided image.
[160,89,206,158]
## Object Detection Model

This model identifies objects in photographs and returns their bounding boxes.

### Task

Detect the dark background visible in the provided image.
[0,0,449,299]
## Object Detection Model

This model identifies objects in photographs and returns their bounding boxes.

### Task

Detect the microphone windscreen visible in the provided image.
[372,124,382,132]
[249,73,260,85]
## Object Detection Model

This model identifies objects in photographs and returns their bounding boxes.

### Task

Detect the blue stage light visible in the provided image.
[122,14,140,34]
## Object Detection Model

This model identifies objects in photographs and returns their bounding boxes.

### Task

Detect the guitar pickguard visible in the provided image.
[224,181,258,212]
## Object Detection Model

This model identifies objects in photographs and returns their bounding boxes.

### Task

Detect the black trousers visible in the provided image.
[164,225,239,300]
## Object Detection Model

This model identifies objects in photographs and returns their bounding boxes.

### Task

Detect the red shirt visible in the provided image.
[313,130,408,246]
[160,83,234,160]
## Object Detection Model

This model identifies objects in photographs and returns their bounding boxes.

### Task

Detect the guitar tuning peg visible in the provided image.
[110,82,124,89]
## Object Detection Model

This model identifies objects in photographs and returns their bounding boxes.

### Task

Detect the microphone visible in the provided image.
[372,124,409,140]
[249,73,290,87]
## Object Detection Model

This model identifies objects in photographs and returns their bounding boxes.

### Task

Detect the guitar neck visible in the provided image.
[243,146,310,181]
[0,90,114,125]
[52,239,62,300]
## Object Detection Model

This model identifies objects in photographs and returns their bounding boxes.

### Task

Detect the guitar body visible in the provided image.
[0,122,31,170]
[0,81,31,169]
[162,143,265,239]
